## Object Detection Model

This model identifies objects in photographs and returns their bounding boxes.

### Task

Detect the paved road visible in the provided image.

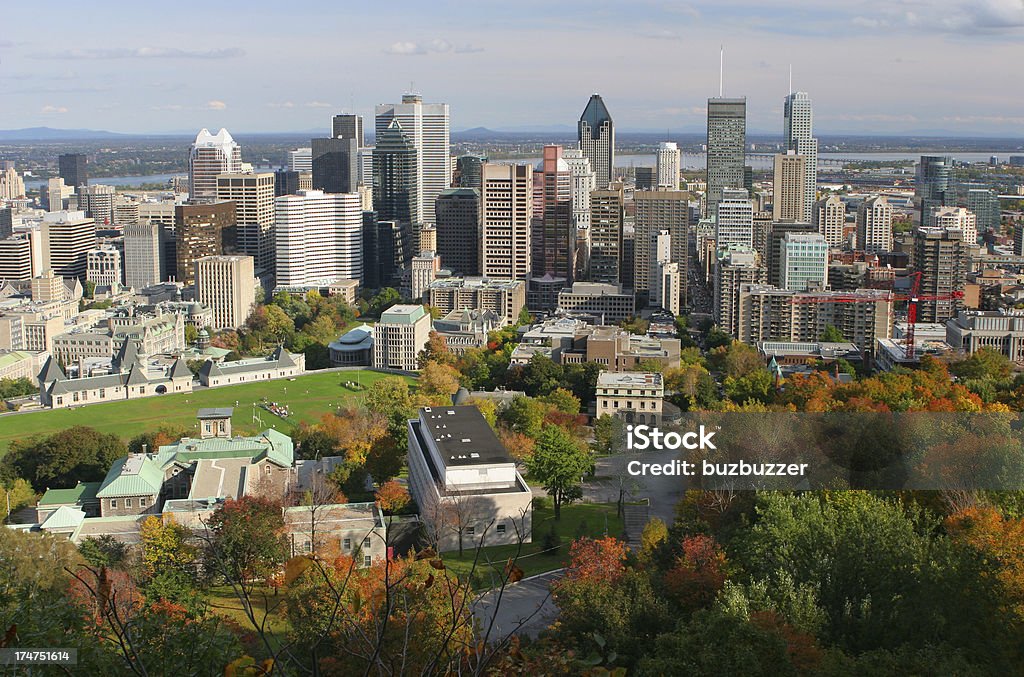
[584,447,689,525]
[472,570,562,640]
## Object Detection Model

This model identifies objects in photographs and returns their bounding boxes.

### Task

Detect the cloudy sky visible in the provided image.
[1,0,1023,136]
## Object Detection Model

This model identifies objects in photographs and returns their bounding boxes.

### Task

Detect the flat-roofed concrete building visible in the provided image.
[481,163,532,280]
[425,277,525,326]
[124,221,164,290]
[373,304,431,371]
[435,188,480,275]
[772,151,806,222]
[41,210,97,281]
[556,282,635,324]
[946,309,1024,363]
[407,406,532,552]
[195,255,255,330]
[175,201,237,286]
[596,371,663,425]
[216,172,275,274]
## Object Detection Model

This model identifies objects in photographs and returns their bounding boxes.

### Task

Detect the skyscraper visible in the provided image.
[856,196,893,253]
[0,165,25,200]
[375,94,451,226]
[0,207,12,239]
[917,156,953,226]
[932,206,978,246]
[287,148,313,172]
[656,142,680,189]
[634,190,690,307]
[481,163,532,280]
[783,91,818,223]
[332,114,364,146]
[58,153,88,188]
[435,188,481,276]
[913,227,965,323]
[41,211,97,281]
[534,145,575,283]
[779,232,828,291]
[216,172,276,274]
[706,97,746,217]
[578,94,614,189]
[189,129,242,201]
[175,201,237,285]
[195,255,255,330]
[123,221,164,290]
[455,155,486,190]
[77,184,116,226]
[563,149,596,231]
[966,188,1000,233]
[275,190,363,288]
[311,137,359,194]
[813,195,846,248]
[715,189,754,249]
[373,120,420,228]
[589,184,625,285]
[772,152,807,222]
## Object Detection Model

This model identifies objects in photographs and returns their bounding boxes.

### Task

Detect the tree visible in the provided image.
[0,376,37,399]
[206,495,289,585]
[951,347,1013,382]
[1,478,35,518]
[526,425,593,519]
[3,426,127,491]
[540,387,581,414]
[640,518,668,560]
[661,534,728,612]
[78,535,129,568]
[946,506,1024,621]
[499,396,548,438]
[184,323,199,345]
[418,330,455,366]
[705,326,733,349]
[418,361,462,403]
[820,324,845,342]
[375,479,411,514]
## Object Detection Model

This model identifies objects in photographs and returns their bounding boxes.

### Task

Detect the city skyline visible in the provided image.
[2,1,1024,136]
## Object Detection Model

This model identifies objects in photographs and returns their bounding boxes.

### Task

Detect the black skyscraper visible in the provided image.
[373,120,419,226]
[0,207,12,239]
[361,211,410,289]
[274,169,299,197]
[435,188,481,275]
[332,114,364,147]
[58,153,88,187]
[311,137,358,193]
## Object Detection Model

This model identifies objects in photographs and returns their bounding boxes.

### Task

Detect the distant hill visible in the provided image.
[0,127,132,141]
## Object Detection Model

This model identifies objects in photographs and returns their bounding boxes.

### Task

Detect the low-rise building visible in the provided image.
[198,345,305,387]
[432,309,500,355]
[583,326,681,372]
[407,406,532,552]
[373,304,431,371]
[596,371,664,425]
[556,282,635,324]
[425,277,526,326]
[328,323,374,367]
[946,309,1024,362]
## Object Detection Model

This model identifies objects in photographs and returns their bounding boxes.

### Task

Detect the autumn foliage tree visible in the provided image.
[661,534,728,612]
[946,505,1024,621]
[206,495,288,585]
[375,479,411,514]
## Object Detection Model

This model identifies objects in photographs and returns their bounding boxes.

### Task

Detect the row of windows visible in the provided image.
[109,496,148,509]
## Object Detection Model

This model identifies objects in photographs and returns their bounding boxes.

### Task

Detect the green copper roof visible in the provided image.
[380,304,427,325]
[38,481,100,506]
[154,428,293,470]
[96,455,163,498]
[40,505,87,530]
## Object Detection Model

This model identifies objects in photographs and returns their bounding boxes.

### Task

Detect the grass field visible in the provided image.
[206,585,291,650]
[0,369,414,455]
[443,502,624,586]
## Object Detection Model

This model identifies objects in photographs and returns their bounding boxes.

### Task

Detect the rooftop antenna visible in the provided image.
[719,46,724,96]
[788,64,793,95]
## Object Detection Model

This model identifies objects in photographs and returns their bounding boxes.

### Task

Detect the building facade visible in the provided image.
[481,164,533,280]
[189,128,242,201]
[195,255,255,330]
[275,190,363,288]
[373,304,431,370]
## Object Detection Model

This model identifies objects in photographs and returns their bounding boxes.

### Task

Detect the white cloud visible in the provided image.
[305,101,333,108]
[206,100,227,110]
[385,41,426,55]
[384,39,482,55]
[40,104,68,113]
[33,47,244,60]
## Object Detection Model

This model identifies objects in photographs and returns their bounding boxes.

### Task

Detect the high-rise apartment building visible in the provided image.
[931,206,978,246]
[123,221,164,289]
[175,201,237,286]
[533,145,575,283]
[274,190,362,288]
[813,195,846,248]
[41,210,96,280]
[766,221,815,288]
[706,97,746,217]
[656,142,680,189]
[856,196,893,253]
[966,188,1000,233]
[783,91,818,223]
[189,128,242,201]
[410,251,441,300]
[216,172,275,274]
[195,255,255,330]
[332,114,364,146]
[589,184,625,285]
[772,151,807,222]
[779,232,828,291]
[634,190,689,306]
[651,230,682,315]
[311,137,359,194]
[481,163,533,280]
[375,94,450,226]
[917,155,953,226]
[578,94,614,189]
[58,153,88,188]
[435,188,480,276]
[913,227,965,323]
[715,188,754,249]
[714,246,765,337]
[373,120,420,228]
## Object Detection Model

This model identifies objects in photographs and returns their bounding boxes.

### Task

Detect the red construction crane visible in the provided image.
[788,271,964,360]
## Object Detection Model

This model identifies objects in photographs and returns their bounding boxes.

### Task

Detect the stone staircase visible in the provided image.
[621,503,650,551]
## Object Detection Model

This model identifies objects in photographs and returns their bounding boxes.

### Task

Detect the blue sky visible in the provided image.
[2,0,1023,136]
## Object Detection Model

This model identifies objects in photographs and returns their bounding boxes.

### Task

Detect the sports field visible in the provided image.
[0,369,414,455]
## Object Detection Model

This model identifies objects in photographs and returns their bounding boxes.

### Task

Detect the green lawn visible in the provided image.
[0,369,414,455]
[206,585,291,650]
[443,502,624,587]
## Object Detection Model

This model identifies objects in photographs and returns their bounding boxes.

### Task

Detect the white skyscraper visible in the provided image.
[784,91,818,223]
[274,190,363,288]
[189,128,242,201]
[715,189,754,249]
[932,206,979,246]
[375,94,451,227]
[656,142,680,189]
[124,221,163,289]
[814,195,846,248]
[287,148,312,172]
[780,232,828,291]
[563,149,596,231]
[856,195,893,254]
